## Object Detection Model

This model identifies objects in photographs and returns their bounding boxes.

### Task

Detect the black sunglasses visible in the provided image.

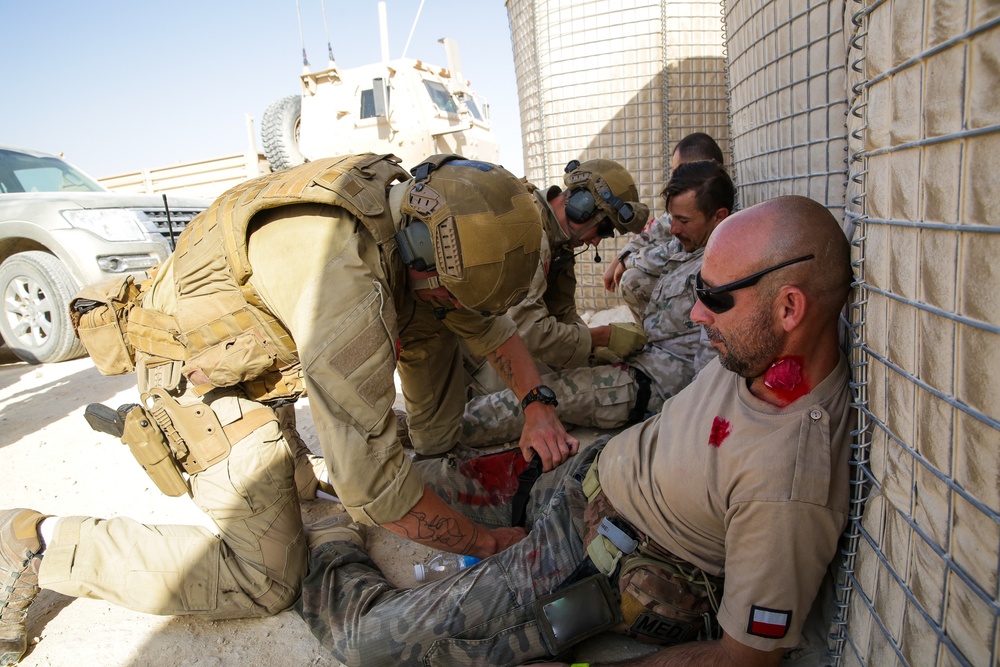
[695,254,815,314]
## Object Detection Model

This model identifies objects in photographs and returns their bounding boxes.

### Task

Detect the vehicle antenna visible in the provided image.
[295,0,310,70]
[161,194,176,251]
[320,0,336,67]
[401,0,426,59]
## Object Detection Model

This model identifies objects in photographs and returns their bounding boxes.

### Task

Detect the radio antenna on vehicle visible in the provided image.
[161,194,176,251]
[295,0,310,71]
[320,0,335,67]
[401,0,426,59]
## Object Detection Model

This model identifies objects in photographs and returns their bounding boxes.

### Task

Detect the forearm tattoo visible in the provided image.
[402,509,478,552]
[490,350,514,385]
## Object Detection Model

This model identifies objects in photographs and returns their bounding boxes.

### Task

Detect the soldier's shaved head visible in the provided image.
[706,195,852,321]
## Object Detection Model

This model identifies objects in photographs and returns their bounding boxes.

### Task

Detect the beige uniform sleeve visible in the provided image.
[396,304,517,456]
[441,308,518,358]
[247,205,424,526]
[506,253,592,368]
[716,499,846,650]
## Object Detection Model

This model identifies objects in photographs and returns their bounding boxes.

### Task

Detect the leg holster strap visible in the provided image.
[223,408,277,444]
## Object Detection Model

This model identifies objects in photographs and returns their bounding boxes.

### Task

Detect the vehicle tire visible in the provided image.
[262,95,307,172]
[0,251,86,364]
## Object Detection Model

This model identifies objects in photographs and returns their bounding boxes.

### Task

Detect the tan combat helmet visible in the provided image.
[398,155,542,314]
[562,159,649,234]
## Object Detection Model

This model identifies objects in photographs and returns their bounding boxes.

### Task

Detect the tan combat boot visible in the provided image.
[304,514,365,551]
[0,509,47,667]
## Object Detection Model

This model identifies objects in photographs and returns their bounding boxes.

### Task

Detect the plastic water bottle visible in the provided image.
[413,553,481,583]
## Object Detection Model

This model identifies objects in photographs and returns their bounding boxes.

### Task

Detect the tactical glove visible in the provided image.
[607,322,648,358]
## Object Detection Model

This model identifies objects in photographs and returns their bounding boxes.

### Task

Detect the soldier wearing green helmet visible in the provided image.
[0,153,579,662]
[464,158,652,401]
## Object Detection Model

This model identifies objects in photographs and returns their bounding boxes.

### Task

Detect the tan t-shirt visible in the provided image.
[599,356,852,651]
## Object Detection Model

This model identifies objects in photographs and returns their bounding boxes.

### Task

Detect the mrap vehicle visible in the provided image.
[260,4,499,173]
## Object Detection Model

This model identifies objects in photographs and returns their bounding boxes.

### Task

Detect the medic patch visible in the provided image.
[747,606,791,639]
[629,611,693,645]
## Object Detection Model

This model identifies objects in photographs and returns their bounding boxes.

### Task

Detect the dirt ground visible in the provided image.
[0,309,657,666]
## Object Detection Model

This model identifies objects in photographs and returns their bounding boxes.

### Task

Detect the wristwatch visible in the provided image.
[521,385,558,411]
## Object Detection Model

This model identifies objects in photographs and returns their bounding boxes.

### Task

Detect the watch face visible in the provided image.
[538,386,557,401]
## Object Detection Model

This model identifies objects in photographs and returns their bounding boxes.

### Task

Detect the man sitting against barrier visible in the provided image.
[0,154,581,667]
[462,158,651,398]
[457,160,735,446]
[294,194,855,667]
[603,132,726,323]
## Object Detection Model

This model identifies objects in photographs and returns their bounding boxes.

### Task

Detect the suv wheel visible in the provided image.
[0,251,86,363]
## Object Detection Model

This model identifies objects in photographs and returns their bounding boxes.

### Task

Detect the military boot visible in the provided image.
[304,513,365,551]
[0,509,47,667]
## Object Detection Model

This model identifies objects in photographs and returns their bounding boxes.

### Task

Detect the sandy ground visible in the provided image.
[0,308,656,667]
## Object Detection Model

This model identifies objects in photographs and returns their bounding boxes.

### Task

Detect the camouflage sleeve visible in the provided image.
[627,252,713,400]
[624,215,677,277]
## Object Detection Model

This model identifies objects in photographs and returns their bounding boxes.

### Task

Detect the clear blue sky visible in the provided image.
[1,1,524,178]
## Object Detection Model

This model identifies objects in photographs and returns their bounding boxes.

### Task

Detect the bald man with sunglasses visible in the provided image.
[296,195,855,667]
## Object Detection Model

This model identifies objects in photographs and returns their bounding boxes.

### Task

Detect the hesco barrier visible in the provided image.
[834,2,999,665]
[508,1,998,665]
[506,0,730,310]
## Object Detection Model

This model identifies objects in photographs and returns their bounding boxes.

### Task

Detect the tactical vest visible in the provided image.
[161,153,409,402]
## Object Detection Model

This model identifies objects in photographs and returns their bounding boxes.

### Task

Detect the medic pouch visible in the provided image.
[70,275,143,376]
[580,457,723,646]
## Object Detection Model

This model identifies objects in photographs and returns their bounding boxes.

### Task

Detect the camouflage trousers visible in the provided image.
[297,442,606,667]
[459,365,663,447]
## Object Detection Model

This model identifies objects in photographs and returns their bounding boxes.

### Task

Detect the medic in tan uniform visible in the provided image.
[465,159,651,396]
[0,154,577,666]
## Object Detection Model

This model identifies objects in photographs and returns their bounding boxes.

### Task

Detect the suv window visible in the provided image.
[422,81,459,114]
[0,149,104,194]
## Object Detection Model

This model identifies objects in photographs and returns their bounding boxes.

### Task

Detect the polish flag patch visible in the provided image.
[747,606,791,638]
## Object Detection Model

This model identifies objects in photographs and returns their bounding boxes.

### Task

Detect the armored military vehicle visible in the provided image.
[261,9,500,173]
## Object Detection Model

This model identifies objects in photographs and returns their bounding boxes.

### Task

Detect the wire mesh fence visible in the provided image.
[833,1,1000,665]
[508,2,999,661]
[507,0,730,310]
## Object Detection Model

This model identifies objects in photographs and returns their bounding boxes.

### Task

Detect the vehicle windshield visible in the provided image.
[422,81,459,114]
[0,149,105,194]
[461,94,484,121]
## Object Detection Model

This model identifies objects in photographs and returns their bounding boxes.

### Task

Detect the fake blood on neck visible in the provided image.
[763,356,810,404]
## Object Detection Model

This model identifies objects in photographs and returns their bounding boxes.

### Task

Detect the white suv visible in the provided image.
[0,146,209,363]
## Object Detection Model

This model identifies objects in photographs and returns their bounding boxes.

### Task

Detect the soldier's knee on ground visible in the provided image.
[619,268,656,324]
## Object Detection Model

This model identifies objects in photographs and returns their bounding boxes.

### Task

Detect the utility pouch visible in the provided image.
[120,404,189,497]
[534,573,621,656]
[69,275,142,375]
[580,455,722,646]
[615,552,721,645]
[183,328,277,392]
[142,388,231,475]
